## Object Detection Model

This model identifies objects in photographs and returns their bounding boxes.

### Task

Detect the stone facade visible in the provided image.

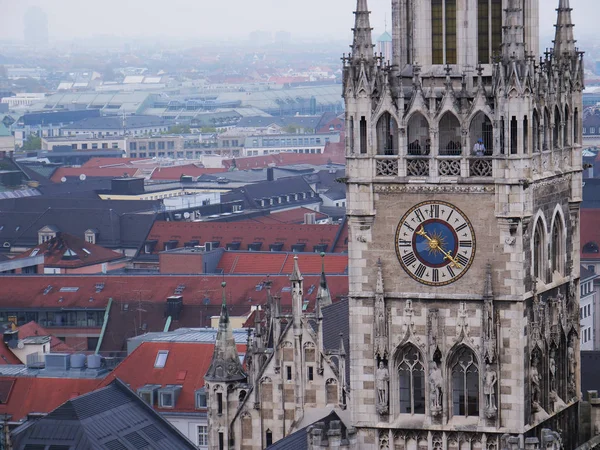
[205,257,349,450]
[343,0,583,449]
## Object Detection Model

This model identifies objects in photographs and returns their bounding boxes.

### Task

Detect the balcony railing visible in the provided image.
[438,158,461,176]
[469,157,493,177]
[376,156,399,177]
[406,158,430,177]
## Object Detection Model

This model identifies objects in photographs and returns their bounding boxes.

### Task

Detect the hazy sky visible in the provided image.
[0,0,596,43]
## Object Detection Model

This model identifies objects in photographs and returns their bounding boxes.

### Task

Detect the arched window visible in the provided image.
[450,347,479,417]
[532,110,540,152]
[574,108,580,144]
[439,112,461,155]
[376,112,399,155]
[469,112,493,155]
[533,219,546,282]
[543,108,551,150]
[407,113,430,155]
[583,242,600,254]
[553,106,561,149]
[564,105,570,147]
[551,214,565,275]
[432,0,457,65]
[397,345,425,414]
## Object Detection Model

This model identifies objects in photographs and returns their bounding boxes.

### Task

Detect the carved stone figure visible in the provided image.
[376,361,390,414]
[429,362,443,416]
[568,340,576,398]
[549,350,556,393]
[484,364,498,417]
[531,357,541,412]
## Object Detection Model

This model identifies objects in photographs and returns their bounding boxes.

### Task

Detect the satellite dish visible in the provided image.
[183,212,190,219]
[60,177,67,183]
[79,174,87,181]
[17,341,24,349]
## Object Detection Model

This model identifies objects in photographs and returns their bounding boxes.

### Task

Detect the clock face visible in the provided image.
[395,201,476,286]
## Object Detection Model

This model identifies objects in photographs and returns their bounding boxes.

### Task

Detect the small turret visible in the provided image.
[205,282,246,383]
[553,0,576,58]
[317,252,332,307]
[351,0,374,63]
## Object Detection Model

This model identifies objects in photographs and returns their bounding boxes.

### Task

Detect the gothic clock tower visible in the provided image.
[343,0,584,448]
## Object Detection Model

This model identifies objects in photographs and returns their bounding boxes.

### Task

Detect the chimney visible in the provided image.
[3,329,18,349]
[267,167,274,182]
[304,212,316,224]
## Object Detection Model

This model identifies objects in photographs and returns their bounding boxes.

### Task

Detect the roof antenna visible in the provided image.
[384,14,387,32]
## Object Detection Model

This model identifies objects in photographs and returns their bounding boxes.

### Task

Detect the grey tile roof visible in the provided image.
[266,411,348,450]
[236,115,323,129]
[63,115,170,131]
[10,379,197,450]
[322,298,350,386]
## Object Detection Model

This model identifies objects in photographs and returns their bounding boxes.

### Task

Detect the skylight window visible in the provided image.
[59,287,79,292]
[82,248,91,255]
[30,249,40,257]
[154,350,169,368]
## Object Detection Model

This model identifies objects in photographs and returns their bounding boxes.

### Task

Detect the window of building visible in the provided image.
[359,116,367,154]
[376,111,399,155]
[533,219,546,282]
[217,392,223,415]
[477,0,502,63]
[551,217,565,275]
[592,127,596,135]
[439,112,461,155]
[219,432,224,450]
[308,366,314,381]
[129,142,137,151]
[432,0,457,65]
[197,425,208,446]
[398,344,425,414]
[286,366,292,381]
[196,388,207,408]
[265,430,273,447]
[154,350,169,368]
[451,347,479,417]
[583,242,599,254]
[160,392,173,407]
[140,391,153,405]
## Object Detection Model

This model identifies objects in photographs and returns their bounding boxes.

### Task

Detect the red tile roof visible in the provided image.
[217,252,347,275]
[582,209,600,260]
[82,158,146,168]
[0,340,21,365]
[222,140,345,170]
[12,232,125,269]
[0,274,348,312]
[50,167,138,183]
[149,165,226,180]
[146,220,347,254]
[99,341,246,413]
[0,377,99,421]
[249,207,329,224]
[18,321,73,352]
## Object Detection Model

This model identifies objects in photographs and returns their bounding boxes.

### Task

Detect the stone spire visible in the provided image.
[317,252,332,307]
[502,0,525,62]
[290,255,304,334]
[351,0,374,63]
[553,0,576,58]
[205,282,246,383]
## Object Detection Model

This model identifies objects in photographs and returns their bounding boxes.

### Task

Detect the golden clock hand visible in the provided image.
[416,226,463,269]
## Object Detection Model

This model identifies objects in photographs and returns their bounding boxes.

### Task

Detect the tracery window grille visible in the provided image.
[451,347,479,417]
[397,345,425,414]
[477,0,502,63]
[407,113,430,155]
[564,105,570,147]
[432,0,457,65]
[376,112,399,155]
[439,112,461,155]
[553,106,561,149]
[532,110,540,152]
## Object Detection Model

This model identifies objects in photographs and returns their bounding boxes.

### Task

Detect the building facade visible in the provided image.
[344,0,583,448]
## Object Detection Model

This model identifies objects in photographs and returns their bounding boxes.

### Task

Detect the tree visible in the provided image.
[21,135,42,151]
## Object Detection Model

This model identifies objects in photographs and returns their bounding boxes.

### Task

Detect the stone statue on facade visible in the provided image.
[376,361,390,415]
[484,364,498,418]
[549,350,557,393]
[568,340,577,399]
[429,362,443,417]
[531,357,542,412]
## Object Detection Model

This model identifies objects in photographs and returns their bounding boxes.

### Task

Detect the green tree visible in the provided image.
[21,135,42,151]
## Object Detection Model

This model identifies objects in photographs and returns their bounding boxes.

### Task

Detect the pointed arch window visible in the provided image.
[533,219,546,282]
[551,215,565,275]
[439,112,461,156]
[450,347,479,417]
[564,105,570,147]
[407,113,430,155]
[376,112,399,155]
[469,112,493,155]
[553,106,561,149]
[397,345,425,414]
[532,110,540,152]
[583,242,599,254]
[574,108,580,144]
[432,0,457,65]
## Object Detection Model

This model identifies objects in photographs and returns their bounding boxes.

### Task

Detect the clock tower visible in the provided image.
[343,0,584,448]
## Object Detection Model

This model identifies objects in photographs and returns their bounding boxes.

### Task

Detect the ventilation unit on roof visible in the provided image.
[43,285,53,295]
[307,285,315,295]
[174,284,186,295]
[95,283,105,293]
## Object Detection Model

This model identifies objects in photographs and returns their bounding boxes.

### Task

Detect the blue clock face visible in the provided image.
[395,201,476,286]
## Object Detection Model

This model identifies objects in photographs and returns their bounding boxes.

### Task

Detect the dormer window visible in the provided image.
[38,226,58,245]
[158,385,182,408]
[195,388,207,409]
[84,229,98,245]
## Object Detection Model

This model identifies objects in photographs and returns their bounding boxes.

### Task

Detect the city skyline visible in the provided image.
[0,0,596,44]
